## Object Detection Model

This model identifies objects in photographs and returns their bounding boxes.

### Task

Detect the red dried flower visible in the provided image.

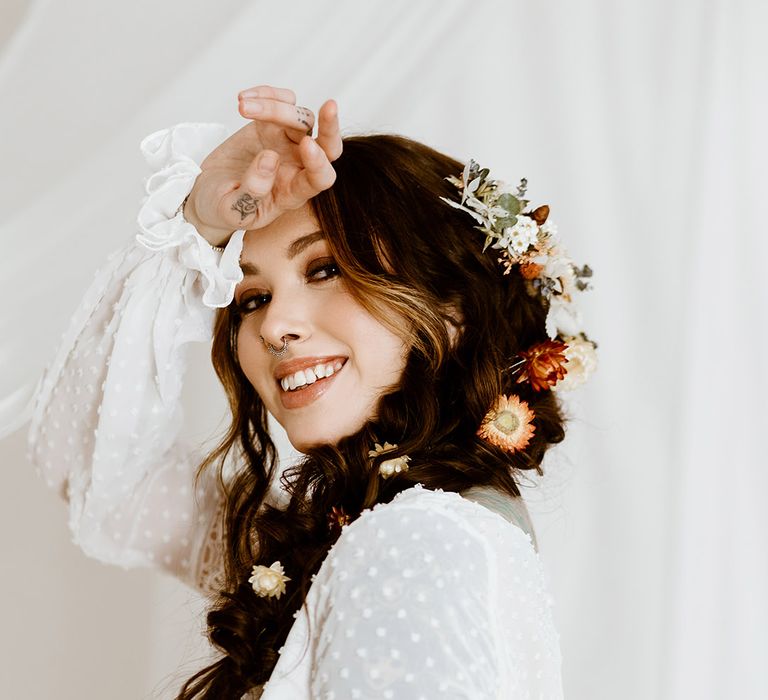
[516,340,569,391]
[327,505,351,533]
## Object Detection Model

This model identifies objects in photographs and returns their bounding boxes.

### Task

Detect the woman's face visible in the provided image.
[233,204,408,452]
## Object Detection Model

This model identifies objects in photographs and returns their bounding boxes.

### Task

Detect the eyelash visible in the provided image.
[235,258,341,315]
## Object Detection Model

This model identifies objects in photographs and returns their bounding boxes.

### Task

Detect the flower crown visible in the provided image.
[440,159,597,394]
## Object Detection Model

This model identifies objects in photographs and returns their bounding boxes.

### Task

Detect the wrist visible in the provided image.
[179,196,234,249]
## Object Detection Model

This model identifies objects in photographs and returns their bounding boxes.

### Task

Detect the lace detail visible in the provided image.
[193,497,227,595]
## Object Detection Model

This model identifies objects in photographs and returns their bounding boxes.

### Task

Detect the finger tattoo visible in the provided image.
[231,193,260,221]
[296,106,313,133]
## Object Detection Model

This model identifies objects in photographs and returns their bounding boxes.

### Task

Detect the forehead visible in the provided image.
[240,204,324,271]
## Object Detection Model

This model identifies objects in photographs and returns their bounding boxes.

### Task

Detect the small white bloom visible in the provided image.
[379,456,411,478]
[369,442,411,478]
[555,336,598,391]
[249,561,291,599]
[501,215,539,255]
[545,296,583,339]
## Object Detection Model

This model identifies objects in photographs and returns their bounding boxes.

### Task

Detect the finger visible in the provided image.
[239,98,316,134]
[286,137,337,205]
[315,99,343,161]
[221,150,279,227]
[237,85,296,104]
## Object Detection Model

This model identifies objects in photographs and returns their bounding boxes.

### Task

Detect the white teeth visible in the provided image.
[280,360,345,391]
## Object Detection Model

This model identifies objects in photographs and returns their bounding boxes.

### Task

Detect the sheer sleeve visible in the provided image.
[308,490,563,698]
[26,122,246,594]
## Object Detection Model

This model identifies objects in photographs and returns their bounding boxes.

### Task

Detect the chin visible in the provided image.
[284,418,365,454]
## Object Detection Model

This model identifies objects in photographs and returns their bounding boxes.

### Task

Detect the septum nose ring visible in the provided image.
[260,335,289,358]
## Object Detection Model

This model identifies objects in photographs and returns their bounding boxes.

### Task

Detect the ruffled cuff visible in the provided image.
[135,122,245,308]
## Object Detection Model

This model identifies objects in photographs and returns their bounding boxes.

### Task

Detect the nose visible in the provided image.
[257,288,312,351]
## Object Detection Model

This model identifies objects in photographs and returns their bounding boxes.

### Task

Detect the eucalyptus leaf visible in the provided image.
[496,193,521,216]
[496,215,518,229]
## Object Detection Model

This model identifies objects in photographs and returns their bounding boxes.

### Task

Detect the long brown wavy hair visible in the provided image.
[176,134,566,698]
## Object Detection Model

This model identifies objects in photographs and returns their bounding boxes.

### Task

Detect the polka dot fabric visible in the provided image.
[26,123,253,593]
[259,485,563,699]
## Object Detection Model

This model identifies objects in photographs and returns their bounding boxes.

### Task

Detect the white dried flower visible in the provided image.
[369,442,411,478]
[249,561,291,599]
[555,336,598,391]
[499,215,539,255]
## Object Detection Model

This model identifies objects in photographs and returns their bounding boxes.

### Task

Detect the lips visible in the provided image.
[274,355,347,381]
[276,356,347,410]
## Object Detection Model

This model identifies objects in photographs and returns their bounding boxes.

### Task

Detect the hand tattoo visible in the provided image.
[231,192,260,221]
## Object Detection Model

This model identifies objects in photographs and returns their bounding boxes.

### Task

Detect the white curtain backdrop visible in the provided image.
[1,0,765,698]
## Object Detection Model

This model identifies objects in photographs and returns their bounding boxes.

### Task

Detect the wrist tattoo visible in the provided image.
[232,192,260,221]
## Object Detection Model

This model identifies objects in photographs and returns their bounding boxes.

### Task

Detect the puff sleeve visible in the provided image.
[26,123,246,593]
[307,490,564,699]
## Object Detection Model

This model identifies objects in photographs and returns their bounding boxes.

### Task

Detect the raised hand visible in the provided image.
[183,86,343,246]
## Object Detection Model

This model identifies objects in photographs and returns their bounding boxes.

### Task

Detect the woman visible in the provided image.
[29,85,595,698]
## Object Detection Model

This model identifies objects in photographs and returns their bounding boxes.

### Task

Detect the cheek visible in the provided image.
[346,313,409,389]
[236,324,270,394]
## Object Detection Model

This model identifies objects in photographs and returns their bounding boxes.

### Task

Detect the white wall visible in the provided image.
[1,1,766,698]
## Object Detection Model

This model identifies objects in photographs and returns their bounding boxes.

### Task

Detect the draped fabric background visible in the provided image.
[1,0,765,698]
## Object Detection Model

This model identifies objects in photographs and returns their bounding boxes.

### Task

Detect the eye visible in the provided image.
[307,257,341,282]
[235,291,271,315]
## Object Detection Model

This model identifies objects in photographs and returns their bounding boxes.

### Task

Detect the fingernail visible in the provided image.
[242,99,262,115]
[259,153,277,173]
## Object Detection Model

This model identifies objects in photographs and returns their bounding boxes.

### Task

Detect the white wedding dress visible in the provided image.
[27,123,564,699]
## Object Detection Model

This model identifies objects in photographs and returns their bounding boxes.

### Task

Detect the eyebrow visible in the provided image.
[240,230,325,277]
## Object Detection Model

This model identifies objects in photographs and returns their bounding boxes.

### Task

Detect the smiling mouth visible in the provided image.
[278,359,346,393]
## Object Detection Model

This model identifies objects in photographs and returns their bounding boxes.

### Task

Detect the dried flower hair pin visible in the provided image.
[369,442,411,478]
[478,394,536,453]
[328,505,351,535]
[508,335,598,393]
[249,561,291,599]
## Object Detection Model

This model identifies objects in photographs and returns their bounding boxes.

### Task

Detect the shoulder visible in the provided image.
[333,483,536,559]
[321,484,540,602]
[308,485,562,697]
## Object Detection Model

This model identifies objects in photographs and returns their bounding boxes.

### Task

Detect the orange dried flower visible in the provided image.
[516,340,569,391]
[519,262,544,279]
[529,204,550,225]
[477,394,536,453]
